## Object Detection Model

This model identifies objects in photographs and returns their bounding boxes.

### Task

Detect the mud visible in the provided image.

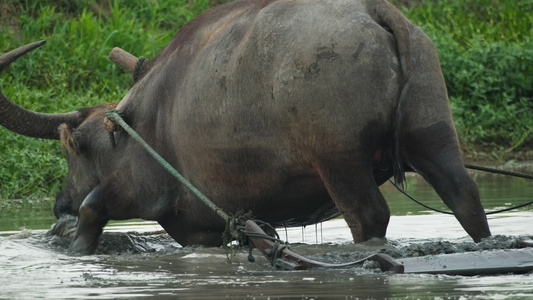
[464,148,533,167]
[44,212,533,261]
[47,215,178,255]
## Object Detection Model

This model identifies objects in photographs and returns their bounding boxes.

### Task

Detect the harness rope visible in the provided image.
[133,57,148,82]
[464,163,533,180]
[390,163,533,215]
[105,109,231,222]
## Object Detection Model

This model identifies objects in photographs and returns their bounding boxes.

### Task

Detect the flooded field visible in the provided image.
[1,164,532,299]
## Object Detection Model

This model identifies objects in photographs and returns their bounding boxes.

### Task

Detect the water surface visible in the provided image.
[1,165,532,299]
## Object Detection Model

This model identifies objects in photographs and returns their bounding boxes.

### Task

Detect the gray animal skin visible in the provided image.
[0,0,491,255]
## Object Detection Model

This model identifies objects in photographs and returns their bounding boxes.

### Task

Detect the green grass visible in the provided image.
[398,0,533,151]
[0,0,226,199]
[1,0,531,200]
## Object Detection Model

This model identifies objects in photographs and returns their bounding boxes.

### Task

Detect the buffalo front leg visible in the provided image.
[403,121,491,242]
[317,160,391,242]
[70,185,109,254]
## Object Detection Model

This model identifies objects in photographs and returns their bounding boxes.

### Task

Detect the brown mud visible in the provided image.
[463,145,533,167]
[45,214,533,266]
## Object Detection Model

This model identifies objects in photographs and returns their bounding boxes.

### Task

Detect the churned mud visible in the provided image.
[46,214,179,255]
[2,213,533,299]
[43,213,533,264]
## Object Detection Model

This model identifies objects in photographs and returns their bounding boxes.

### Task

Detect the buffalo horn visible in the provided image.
[0,41,80,140]
[108,47,138,74]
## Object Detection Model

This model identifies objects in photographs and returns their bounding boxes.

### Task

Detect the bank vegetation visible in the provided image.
[0,0,531,199]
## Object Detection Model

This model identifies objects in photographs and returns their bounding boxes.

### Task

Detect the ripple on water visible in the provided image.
[1,212,533,299]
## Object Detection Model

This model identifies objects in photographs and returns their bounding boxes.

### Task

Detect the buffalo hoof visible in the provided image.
[69,235,99,255]
[48,214,78,238]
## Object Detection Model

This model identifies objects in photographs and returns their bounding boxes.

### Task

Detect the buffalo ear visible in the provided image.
[59,123,79,154]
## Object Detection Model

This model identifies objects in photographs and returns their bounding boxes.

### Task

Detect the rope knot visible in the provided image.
[103,109,126,133]
[133,57,148,82]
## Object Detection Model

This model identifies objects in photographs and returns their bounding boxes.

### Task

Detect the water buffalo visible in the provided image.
[0,0,491,254]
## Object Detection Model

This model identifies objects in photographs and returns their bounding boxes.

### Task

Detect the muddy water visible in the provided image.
[1,165,532,299]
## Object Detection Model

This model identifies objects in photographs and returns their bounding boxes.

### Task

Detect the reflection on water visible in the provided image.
[0,165,532,299]
[0,198,55,234]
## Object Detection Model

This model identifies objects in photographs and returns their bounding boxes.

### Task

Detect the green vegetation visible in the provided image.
[398,0,533,151]
[1,0,531,200]
[0,0,229,199]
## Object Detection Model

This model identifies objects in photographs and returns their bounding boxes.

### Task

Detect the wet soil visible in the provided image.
[463,145,533,167]
[43,214,533,263]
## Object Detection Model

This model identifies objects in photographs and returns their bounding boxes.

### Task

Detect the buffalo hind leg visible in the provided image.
[403,121,491,242]
[317,159,391,243]
[70,185,109,254]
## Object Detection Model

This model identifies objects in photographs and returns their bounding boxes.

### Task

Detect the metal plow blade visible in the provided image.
[246,220,533,275]
[398,248,533,275]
